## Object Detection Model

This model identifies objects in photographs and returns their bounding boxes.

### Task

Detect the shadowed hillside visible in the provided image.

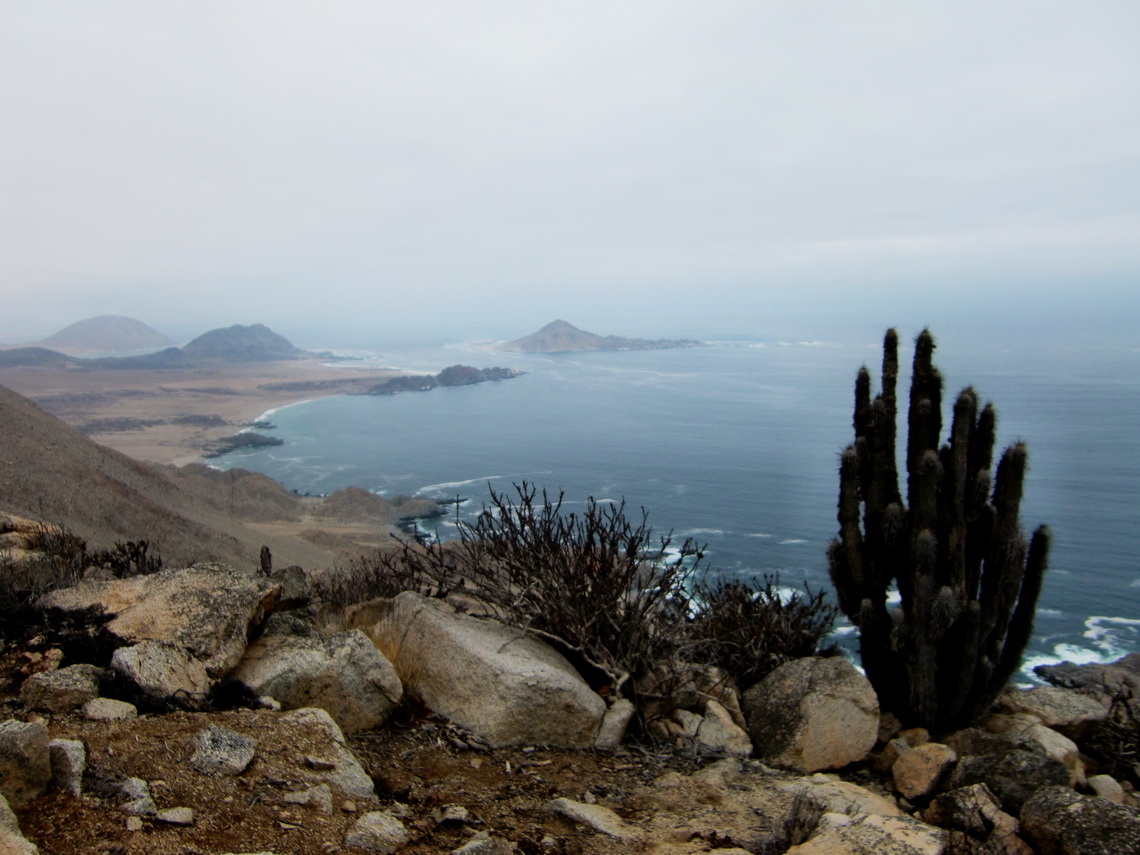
[0,385,421,569]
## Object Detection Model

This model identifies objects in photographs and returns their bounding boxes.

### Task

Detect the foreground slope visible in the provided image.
[0,385,403,569]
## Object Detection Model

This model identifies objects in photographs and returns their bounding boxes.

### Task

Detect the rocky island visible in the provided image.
[498,319,702,353]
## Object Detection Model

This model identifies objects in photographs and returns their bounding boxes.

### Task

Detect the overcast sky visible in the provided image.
[2,2,1138,345]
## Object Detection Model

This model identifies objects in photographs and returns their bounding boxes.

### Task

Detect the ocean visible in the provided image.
[214,334,1140,681]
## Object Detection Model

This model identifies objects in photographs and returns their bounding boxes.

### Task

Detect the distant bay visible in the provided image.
[215,335,1140,680]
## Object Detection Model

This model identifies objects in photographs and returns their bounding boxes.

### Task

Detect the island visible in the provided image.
[497,319,702,353]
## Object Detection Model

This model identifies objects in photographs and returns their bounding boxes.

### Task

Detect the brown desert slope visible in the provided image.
[0,385,408,570]
[499,319,701,353]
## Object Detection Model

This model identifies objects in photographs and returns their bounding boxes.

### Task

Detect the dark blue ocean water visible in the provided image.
[215,337,1140,678]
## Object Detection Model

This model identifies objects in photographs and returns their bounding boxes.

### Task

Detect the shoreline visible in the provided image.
[0,358,407,466]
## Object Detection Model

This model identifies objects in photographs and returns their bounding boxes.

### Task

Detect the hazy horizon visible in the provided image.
[2,3,1139,348]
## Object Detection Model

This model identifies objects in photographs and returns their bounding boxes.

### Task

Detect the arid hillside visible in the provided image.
[0,385,425,570]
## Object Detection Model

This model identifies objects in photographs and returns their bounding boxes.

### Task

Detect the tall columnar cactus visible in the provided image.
[828,329,1050,732]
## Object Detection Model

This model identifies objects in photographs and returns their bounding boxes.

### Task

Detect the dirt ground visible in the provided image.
[1,640,815,855]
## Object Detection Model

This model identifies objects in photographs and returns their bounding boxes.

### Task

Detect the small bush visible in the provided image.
[688,573,838,691]
[315,546,449,615]
[394,482,704,693]
[88,540,163,578]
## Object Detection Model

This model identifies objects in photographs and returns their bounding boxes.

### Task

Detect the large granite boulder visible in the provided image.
[347,592,606,747]
[1020,786,1140,855]
[0,721,50,809]
[787,813,946,855]
[41,563,279,699]
[742,656,879,772]
[230,629,402,732]
[18,663,104,713]
[998,686,1110,738]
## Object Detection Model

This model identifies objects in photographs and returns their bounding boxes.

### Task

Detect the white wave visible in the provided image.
[680,528,725,537]
[745,532,773,539]
[417,476,503,494]
[254,399,318,422]
[1131,578,1140,588]
[1037,608,1064,618]
[779,538,808,545]
[1023,615,1140,674]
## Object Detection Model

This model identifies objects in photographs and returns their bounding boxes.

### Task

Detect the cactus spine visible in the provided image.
[828,329,1050,731]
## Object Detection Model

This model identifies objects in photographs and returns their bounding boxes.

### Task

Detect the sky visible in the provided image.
[1,1,1139,346]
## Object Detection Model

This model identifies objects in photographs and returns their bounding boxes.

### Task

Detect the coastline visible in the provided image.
[0,358,407,466]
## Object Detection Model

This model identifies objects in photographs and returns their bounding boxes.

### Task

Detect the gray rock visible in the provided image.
[190,724,256,776]
[696,699,753,757]
[1087,774,1126,804]
[155,807,194,825]
[786,813,946,855]
[545,797,640,842]
[281,708,376,800]
[947,750,1070,814]
[923,783,1017,840]
[18,664,103,712]
[0,720,51,809]
[999,686,1110,737]
[451,830,517,854]
[283,783,333,813]
[780,777,904,820]
[82,697,138,721]
[111,640,211,705]
[742,657,879,772]
[347,593,606,747]
[48,739,85,797]
[41,564,280,684]
[269,565,312,609]
[593,698,635,749]
[0,792,20,835]
[891,743,956,801]
[344,810,409,852]
[1021,786,1140,855]
[0,829,39,855]
[230,629,402,733]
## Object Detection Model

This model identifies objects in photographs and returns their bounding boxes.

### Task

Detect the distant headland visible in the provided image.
[497,319,702,353]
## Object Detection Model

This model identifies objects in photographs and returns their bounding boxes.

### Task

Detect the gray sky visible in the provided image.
[2,1,1138,345]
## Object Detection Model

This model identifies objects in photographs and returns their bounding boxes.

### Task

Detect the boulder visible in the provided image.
[41,563,279,682]
[18,664,103,712]
[347,593,606,747]
[998,686,1110,737]
[1021,786,1140,855]
[0,831,39,855]
[696,699,753,757]
[281,708,376,800]
[924,783,1018,841]
[1086,774,1126,804]
[985,714,1085,786]
[111,640,212,705]
[947,750,1070,815]
[741,657,878,772]
[892,743,957,801]
[230,629,402,733]
[780,777,904,819]
[787,813,946,855]
[0,721,51,809]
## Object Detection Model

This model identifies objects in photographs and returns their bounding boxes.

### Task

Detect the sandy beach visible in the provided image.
[0,357,405,465]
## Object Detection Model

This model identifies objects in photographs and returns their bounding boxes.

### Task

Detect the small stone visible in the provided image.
[120,777,150,800]
[306,755,337,771]
[0,719,52,808]
[342,800,357,813]
[123,797,157,816]
[19,664,103,712]
[156,806,194,825]
[49,739,85,797]
[1088,774,1127,804]
[284,783,334,813]
[451,830,516,854]
[433,804,470,825]
[344,810,409,852]
[125,816,143,832]
[82,697,138,721]
[191,724,256,776]
[545,797,640,842]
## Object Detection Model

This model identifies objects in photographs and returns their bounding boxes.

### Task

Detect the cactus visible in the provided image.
[828,329,1050,731]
